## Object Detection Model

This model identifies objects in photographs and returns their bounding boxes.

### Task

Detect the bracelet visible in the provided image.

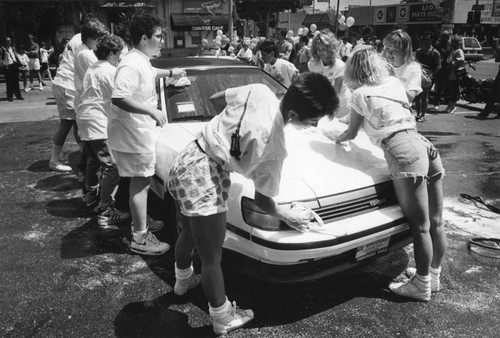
[169,69,172,77]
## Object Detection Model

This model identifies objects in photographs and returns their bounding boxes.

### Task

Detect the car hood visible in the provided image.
[155,119,389,201]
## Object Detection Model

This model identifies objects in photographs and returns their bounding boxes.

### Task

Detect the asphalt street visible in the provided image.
[0,72,499,337]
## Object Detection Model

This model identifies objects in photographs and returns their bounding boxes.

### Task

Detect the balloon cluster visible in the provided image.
[337,13,355,31]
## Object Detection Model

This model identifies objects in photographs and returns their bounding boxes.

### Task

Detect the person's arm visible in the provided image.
[112,97,166,126]
[333,76,344,96]
[336,110,364,142]
[433,50,442,78]
[154,67,186,79]
[209,90,227,114]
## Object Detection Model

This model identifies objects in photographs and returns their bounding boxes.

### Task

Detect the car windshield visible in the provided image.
[161,67,287,123]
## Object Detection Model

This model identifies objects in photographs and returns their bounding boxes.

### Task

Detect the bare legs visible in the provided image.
[393,174,446,276]
[129,176,150,232]
[175,211,227,307]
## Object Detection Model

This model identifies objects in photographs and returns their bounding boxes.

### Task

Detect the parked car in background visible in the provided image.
[460,36,484,61]
[150,57,412,283]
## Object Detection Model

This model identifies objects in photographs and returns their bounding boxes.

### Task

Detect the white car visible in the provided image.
[150,57,411,283]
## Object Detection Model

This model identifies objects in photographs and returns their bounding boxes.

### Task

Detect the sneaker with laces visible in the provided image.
[24,87,31,93]
[211,301,254,336]
[433,105,439,110]
[39,85,43,91]
[49,161,72,172]
[147,215,164,232]
[130,231,170,255]
[389,275,431,302]
[98,207,131,228]
[405,267,440,292]
[174,273,201,296]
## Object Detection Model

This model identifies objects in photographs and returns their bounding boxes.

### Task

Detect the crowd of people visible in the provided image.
[3,16,500,336]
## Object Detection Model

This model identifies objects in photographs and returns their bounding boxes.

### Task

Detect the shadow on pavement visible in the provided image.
[46,197,94,218]
[36,174,81,192]
[114,292,214,337]
[27,159,51,172]
[60,219,131,259]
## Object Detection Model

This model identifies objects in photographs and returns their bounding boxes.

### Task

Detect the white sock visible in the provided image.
[209,297,230,318]
[430,266,441,275]
[175,263,193,280]
[415,273,431,290]
[132,229,147,243]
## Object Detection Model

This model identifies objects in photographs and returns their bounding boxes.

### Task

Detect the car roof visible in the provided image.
[151,56,256,70]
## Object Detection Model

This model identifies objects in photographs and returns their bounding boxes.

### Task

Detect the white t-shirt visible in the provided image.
[199,83,287,198]
[108,48,159,154]
[340,42,353,58]
[308,58,352,118]
[74,44,98,110]
[392,61,422,100]
[52,33,81,90]
[236,48,253,61]
[351,76,416,147]
[263,58,298,88]
[76,60,116,141]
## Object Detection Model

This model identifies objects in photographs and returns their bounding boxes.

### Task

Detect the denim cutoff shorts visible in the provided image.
[167,141,231,217]
[381,129,445,181]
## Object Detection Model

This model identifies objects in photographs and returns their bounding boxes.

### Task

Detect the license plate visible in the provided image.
[355,237,390,261]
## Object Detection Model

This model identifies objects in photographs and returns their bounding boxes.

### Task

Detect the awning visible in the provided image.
[302,13,336,30]
[99,2,154,8]
[171,14,229,31]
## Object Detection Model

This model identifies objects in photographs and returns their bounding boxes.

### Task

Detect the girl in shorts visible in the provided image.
[167,72,338,335]
[337,46,447,302]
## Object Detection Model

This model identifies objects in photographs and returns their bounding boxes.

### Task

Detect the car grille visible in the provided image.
[315,182,398,222]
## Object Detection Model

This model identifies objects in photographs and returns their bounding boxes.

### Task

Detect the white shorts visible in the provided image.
[28,58,40,71]
[110,150,156,177]
[52,84,76,120]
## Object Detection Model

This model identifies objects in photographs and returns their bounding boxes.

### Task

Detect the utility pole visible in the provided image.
[229,0,233,42]
[335,0,340,35]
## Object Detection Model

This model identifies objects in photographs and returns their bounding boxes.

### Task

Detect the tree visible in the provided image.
[235,0,303,37]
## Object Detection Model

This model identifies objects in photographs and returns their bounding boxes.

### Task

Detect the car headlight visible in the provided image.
[241,197,287,231]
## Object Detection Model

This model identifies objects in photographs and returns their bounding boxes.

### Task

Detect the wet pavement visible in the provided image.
[0,80,499,337]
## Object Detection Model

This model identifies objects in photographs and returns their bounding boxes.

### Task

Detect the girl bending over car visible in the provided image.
[167,72,338,335]
[337,46,447,302]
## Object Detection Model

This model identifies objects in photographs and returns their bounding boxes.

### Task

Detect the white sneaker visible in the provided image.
[174,273,201,296]
[389,275,431,302]
[49,161,72,172]
[98,207,131,228]
[24,88,30,93]
[406,267,440,292]
[211,301,254,336]
[39,85,43,91]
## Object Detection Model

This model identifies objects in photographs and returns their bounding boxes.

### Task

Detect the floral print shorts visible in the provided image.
[167,141,231,217]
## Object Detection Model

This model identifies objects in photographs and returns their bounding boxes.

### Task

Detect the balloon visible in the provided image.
[302,27,309,36]
[202,39,209,47]
[310,24,317,33]
[215,35,222,42]
[339,23,347,31]
[346,17,355,27]
[298,27,303,35]
[337,12,343,20]
[217,29,223,36]
[214,40,221,47]
[338,15,345,24]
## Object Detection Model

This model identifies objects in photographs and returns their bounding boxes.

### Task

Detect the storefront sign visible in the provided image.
[409,3,440,22]
[191,25,225,31]
[373,2,440,25]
